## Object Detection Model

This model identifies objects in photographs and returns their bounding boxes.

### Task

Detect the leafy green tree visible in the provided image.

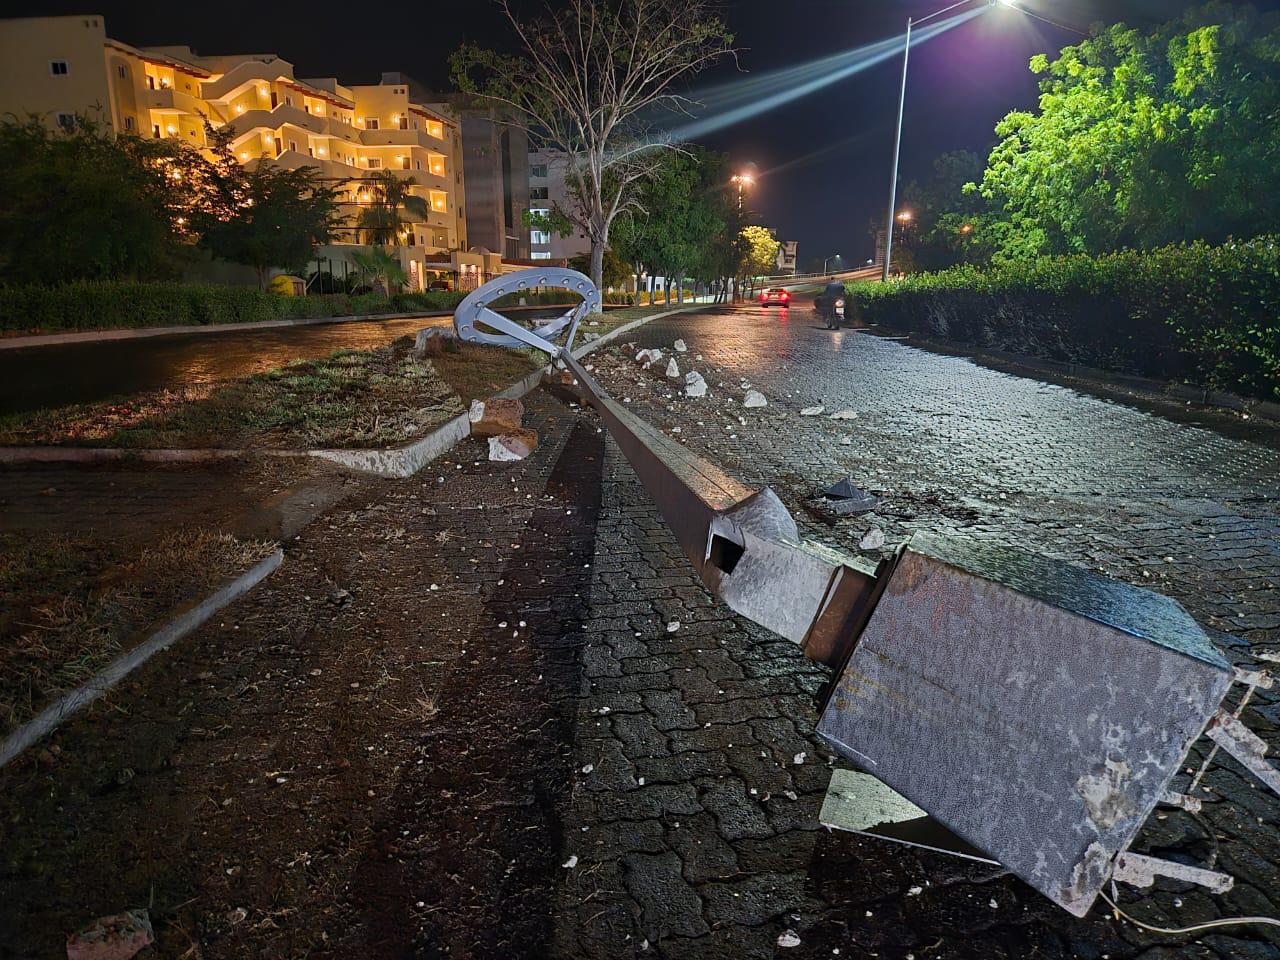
[976,2,1280,260]
[739,225,780,285]
[568,248,630,289]
[893,151,985,271]
[610,148,731,303]
[0,114,204,284]
[349,246,408,294]
[357,170,427,245]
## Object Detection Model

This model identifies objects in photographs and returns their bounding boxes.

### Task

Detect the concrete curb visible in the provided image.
[309,363,550,478]
[0,311,452,351]
[0,446,266,465]
[0,301,635,351]
[0,548,284,770]
[872,329,1280,423]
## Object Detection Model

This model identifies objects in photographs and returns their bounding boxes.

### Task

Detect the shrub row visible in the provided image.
[846,238,1280,402]
[0,283,467,334]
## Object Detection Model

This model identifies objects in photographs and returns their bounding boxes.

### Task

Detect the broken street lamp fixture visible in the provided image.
[454,269,1280,919]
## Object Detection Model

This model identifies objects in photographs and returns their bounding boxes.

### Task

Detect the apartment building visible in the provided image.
[775,240,798,276]
[459,107,530,261]
[527,148,591,262]
[0,15,491,289]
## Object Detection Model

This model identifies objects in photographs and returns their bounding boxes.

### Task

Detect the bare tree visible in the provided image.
[452,0,734,289]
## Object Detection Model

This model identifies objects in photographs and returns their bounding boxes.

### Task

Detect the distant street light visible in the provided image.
[731,171,756,212]
[882,0,1024,282]
[896,210,913,222]
[823,254,842,273]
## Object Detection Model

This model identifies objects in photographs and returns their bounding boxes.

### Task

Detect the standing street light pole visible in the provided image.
[823,254,842,274]
[731,172,755,212]
[882,0,1017,283]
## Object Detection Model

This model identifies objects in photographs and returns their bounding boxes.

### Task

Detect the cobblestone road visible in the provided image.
[553,298,1280,959]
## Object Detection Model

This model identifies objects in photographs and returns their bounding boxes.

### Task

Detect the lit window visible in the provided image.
[530,230,551,245]
[531,252,552,260]
[49,60,69,76]
[367,157,382,169]
[364,117,379,130]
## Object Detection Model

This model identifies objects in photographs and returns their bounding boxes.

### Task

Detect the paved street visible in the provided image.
[2,294,1278,958]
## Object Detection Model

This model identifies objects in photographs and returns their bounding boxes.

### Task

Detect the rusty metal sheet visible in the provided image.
[816,532,1233,917]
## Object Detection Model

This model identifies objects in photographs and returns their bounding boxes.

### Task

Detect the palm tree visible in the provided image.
[356,170,427,245]
[350,246,407,295]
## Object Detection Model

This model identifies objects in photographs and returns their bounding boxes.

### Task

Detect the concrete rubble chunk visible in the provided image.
[829,409,858,420]
[743,390,768,409]
[685,371,708,398]
[666,358,681,380]
[488,429,538,462]
[66,909,154,960]
[636,348,663,366]
[859,528,886,550]
[414,328,453,357]
[778,930,802,949]
[801,406,825,417]
[469,397,525,438]
[674,339,688,353]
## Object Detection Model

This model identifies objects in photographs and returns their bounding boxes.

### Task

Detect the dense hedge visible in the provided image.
[846,238,1280,402]
[0,283,467,334]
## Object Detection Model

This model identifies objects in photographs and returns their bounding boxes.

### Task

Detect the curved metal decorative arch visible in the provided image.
[452,267,601,356]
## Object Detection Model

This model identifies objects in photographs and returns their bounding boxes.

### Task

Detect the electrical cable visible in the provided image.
[1100,887,1280,935]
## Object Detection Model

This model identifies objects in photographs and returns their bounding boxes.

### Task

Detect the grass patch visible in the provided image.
[0,529,274,737]
[579,300,707,340]
[0,339,540,450]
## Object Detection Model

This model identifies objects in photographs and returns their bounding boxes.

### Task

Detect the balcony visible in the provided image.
[227,104,331,141]
[358,127,446,150]
[145,87,203,116]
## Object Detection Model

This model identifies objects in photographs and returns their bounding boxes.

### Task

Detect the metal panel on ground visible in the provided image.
[817,532,1233,916]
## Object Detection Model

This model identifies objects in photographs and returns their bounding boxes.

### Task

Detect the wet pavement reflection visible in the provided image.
[0,315,451,414]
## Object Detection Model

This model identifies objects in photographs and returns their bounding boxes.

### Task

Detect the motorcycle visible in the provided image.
[814,282,847,330]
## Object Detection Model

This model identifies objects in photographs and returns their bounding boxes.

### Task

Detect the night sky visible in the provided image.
[17,0,1280,267]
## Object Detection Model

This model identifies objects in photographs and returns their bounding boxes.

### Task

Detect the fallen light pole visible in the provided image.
[454,270,1280,919]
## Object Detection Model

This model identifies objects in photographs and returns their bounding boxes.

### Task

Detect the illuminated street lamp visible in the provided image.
[731,171,755,211]
[882,0,1022,282]
[823,254,842,273]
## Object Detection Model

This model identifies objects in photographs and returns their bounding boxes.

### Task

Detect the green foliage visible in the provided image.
[0,283,465,334]
[846,238,1280,401]
[349,247,408,294]
[892,151,986,271]
[568,248,630,289]
[0,115,204,284]
[739,225,780,278]
[975,2,1280,260]
[357,170,424,245]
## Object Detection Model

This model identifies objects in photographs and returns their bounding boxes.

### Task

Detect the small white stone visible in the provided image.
[582,763,594,774]
[907,885,923,896]
[666,358,681,379]
[674,339,687,353]
[793,752,806,765]
[667,621,681,632]
[801,406,825,417]
[743,390,767,409]
[860,528,886,550]
[778,930,802,949]
[563,855,578,869]
[829,409,858,420]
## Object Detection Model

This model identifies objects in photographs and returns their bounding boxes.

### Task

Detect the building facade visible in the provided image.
[0,16,511,289]
[527,148,591,262]
[775,240,798,276]
[458,108,530,261]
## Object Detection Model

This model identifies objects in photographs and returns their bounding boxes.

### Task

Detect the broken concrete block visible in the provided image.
[801,406,825,417]
[469,397,524,438]
[684,371,708,398]
[829,409,858,420]
[488,429,538,461]
[665,358,681,380]
[859,528,886,550]
[66,910,154,960]
[674,339,688,353]
[743,390,767,409]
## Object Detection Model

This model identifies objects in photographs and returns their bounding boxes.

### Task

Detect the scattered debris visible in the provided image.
[907,885,923,897]
[667,621,681,633]
[665,358,681,380]
[563,855,579,869]
[66,910,154,960]
[488,429,539,462]
[685,372,708,398]
[820,479,881,516]
[744,390,768,409]
[674,339,688,353]
[829,409,858,420]
[778,930,802,949]
[469,397,525,438]
[793,752,806,765]
[859,528,886,551]
[635,348,663,367]
[801,406,825,417]
[581,763,594,774]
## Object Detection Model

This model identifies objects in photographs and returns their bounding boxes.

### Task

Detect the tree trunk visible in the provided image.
[589,242,605,292]
[676,274,684,305]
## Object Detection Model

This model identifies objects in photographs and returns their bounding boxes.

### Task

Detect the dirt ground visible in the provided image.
[0,392,597,959]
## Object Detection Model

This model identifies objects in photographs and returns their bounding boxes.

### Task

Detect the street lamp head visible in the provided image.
[996,0,1018,7]
[897,210,913,222]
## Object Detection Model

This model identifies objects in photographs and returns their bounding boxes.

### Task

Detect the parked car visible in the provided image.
[814,282,847,329]
[759,287,791,307]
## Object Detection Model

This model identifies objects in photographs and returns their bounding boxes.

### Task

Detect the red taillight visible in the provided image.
[759,293,766,301]
[781,291,790,300]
